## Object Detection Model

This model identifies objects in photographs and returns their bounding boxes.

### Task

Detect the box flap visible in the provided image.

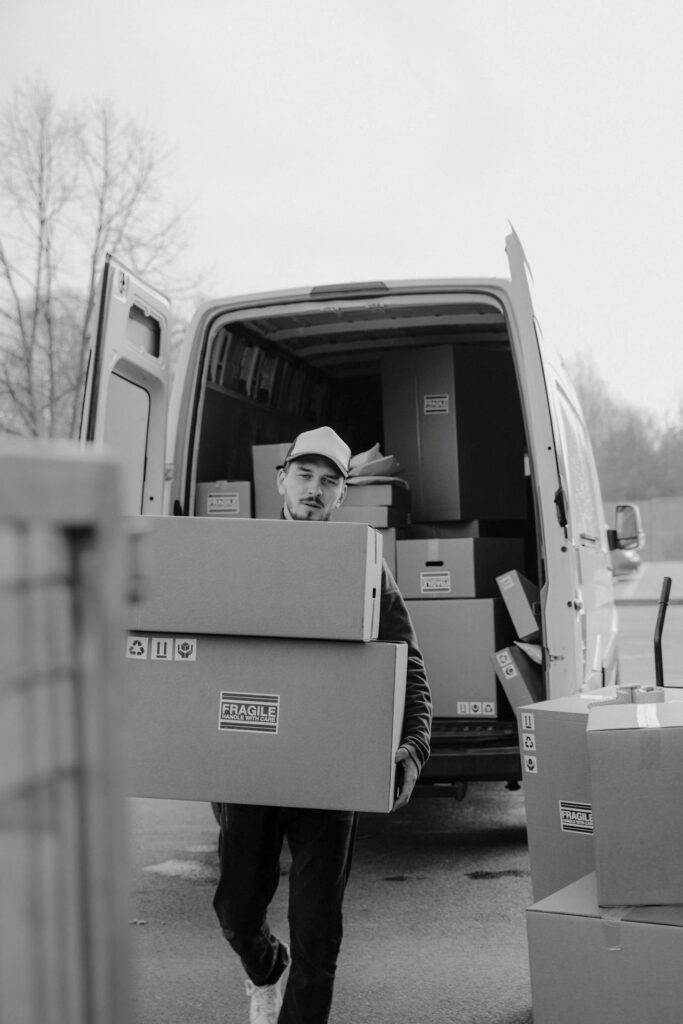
[587,699,683,734]
[520,688,620,717]
[529,873,683,927]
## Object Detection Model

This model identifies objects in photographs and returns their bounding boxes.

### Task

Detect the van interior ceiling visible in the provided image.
[192,295,539,587]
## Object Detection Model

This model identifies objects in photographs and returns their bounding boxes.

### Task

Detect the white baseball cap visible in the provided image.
[282,426,351,478]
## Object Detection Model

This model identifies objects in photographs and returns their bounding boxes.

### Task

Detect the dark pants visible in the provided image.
[213,804,358,1024]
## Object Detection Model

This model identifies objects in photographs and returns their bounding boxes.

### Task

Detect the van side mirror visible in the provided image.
[615,503,644,551]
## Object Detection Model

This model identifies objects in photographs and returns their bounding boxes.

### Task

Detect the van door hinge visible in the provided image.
[554,487,568,528]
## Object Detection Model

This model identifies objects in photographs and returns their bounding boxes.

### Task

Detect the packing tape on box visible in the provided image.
[633,686,666,703]
[600,906,630,952]
[637,703,663,770]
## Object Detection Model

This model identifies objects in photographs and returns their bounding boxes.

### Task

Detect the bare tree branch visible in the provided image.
[0,78,198,438]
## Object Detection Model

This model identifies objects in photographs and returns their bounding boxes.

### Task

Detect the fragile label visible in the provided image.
[219,691,280,734]
[423,393,449,415]
[498,574,514,591]
[420,570,451,594]
[559,801,593,834]
[207,492,239,514]
[523,755,538,774]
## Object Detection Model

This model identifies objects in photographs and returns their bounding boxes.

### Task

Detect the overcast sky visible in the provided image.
[3,0,683,420]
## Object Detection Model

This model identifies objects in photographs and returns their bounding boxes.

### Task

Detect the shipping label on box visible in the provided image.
[398,538,525,599]
[587,699,683,907]
[527,873,683,1024]
[405,598,514,718]
[122,634,407,813]
[125,516,383,642]
[196,480,252,518]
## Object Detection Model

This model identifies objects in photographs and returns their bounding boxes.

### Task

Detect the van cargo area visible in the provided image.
[183,290,541,788]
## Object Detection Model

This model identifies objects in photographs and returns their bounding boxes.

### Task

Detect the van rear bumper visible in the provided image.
[418,720,522,785]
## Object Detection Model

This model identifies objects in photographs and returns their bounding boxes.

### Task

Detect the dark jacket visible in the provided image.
[378,561,432,773]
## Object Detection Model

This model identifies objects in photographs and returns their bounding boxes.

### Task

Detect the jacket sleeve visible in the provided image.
[377,560,432,773]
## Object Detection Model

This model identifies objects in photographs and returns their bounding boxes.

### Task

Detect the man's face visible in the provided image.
[277,456,347,521]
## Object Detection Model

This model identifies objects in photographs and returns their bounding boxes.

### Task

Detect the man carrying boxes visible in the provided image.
[212,426,432,1024]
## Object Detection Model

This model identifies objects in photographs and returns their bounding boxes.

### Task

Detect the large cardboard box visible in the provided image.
[196,480,252,518]
[527,873,683,1024]
[252,442,292,519]
[521,688,683,903]
[123,634,407,812]
[344,482,410,509]
[587,700,683,906]
[381,344,527,521]
[334,506,409,528]
[126,516,382,641]
[396,537,524,599]
[518,690,618,901]
[405,598,514,718]
[496,569,541,641]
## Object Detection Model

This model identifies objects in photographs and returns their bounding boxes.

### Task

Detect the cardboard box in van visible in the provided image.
[196,480,252,518]
[526,872,683,1024]
[381,344,527,522]
[126,516,382,641]
[496,569,541,641]
[396,537,524,599]
[252,442,292,519]
[343,483,411,508]
[122,633,407,812]
[405,598,514,718]
[334,506,410,528]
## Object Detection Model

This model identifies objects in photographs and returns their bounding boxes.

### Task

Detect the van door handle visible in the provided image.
[554,487,568,528]
[572,598,583,611]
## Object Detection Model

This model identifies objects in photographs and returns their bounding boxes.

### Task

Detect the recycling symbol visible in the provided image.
[128,639,146,658]
[523,735,535,750]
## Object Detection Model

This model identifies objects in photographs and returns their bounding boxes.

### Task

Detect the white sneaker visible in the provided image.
[245,976,284,1024]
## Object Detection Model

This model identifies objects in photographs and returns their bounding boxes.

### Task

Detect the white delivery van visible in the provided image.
[81,230,642,791]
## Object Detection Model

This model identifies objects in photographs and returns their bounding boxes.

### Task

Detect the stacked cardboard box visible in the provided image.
[394,536,524,720]
[335,481,411,529]
[522,687,683,1022]
[123,516,407,812]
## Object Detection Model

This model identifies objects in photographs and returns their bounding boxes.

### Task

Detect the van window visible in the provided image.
[555,386,603,546]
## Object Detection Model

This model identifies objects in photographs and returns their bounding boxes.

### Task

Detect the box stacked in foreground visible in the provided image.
[522,688,683,1022]
[123,516,407,812]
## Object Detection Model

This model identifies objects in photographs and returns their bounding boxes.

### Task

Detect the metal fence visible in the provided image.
[0,443,128,1024]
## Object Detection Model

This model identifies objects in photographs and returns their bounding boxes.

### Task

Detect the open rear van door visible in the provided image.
[81,255,171,516]
[505,230,588,696]
[507,230,614,696]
